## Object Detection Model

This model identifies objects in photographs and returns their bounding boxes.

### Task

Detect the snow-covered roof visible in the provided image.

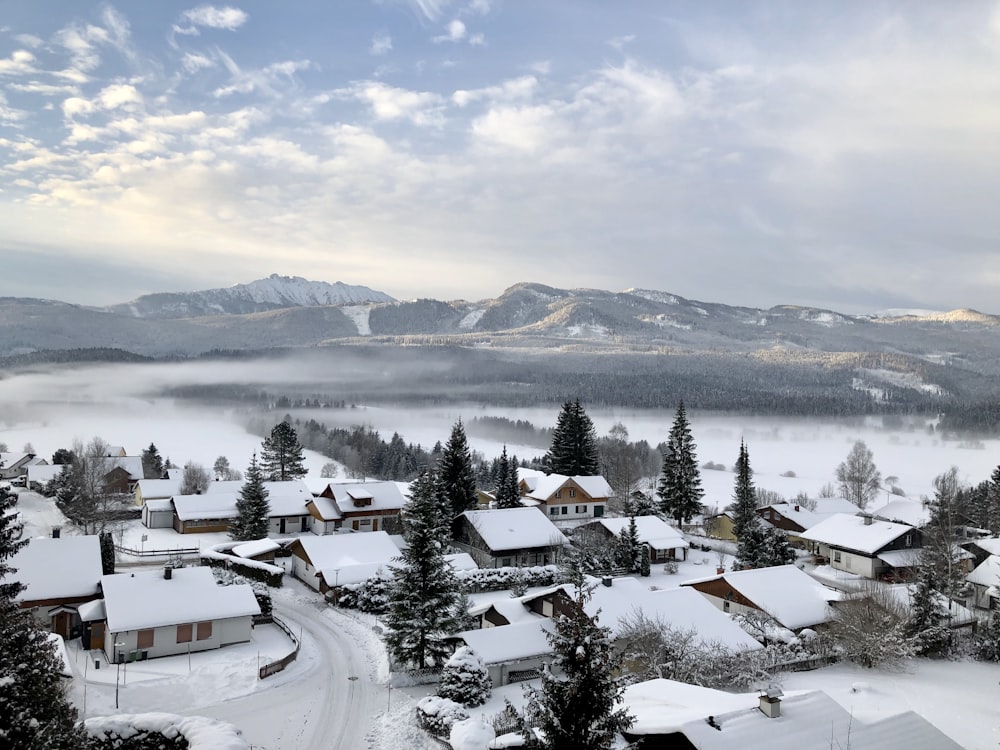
[172,481,310,521]
[682,565,837,630]
[143,499,174,512]
[310,481,407,519]
[799,513,915,554]
[293,531,400,586]
[136,478,184,499]
[78,598,106,622]
[231,539,280,559]
[590,516,689,550]
[445,552,479,571]
[967,554,1000,587]
[11,535,103,603]
[26,464,64,485]
[105,456,144,479]
[461,507,569,551]
[872,498,931,527]
[971,538,1000,557]
[877,549,923,568]
[522,473,612,501]
[101,566,260,632]
[454,620,555,664]
[622,679,963,749]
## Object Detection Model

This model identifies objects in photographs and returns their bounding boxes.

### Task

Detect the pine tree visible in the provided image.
[98,531,115,575]
[439,419,478,518]
[141,442,164,479]
[494,447,522,509]
[545,399,599,476]
[904,565,952,655]
[437,646,492,707]
[656,402,704,525]
[731,441,762,569]
[260,420,307,481]
[524,584,633,749]
[384,471,464,668]
[0,483,86,748]
[230,453,271,541]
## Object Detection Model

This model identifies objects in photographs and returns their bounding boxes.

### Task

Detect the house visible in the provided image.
[98,566,260,661]
[134,477,187,506]
[231,539,280,563]
[966,554,1000,610]
[167,480,312,535]
[519,473,612,522]
[26,463,65,491]
[576,516,690,562]
[465,579,761,685]
[621,678,963,749]
[10,535,104,639]
[307,481,408,534]
[288,531,401,592]
[872,497,932,527]
[452,507,570,568]
[681,565,838,632]
[0,452,45,481]
[754,497,859,547]
[799,513,923,580]
[703,511,736,542]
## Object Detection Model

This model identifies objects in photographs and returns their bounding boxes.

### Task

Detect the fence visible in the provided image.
[258,614,300,679]
[114,544,199,559]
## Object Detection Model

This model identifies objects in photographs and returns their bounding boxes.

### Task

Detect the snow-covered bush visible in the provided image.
[449,718,496,750]
[456,565,560,593]
[212,568,272,617]
[438,646,492,707]
[416,696,469,738]
[84,713,247,750]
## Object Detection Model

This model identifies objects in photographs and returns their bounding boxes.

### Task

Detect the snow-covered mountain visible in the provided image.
[105,274,396,319]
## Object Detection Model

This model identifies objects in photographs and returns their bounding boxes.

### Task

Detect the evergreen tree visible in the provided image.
[614,517,643,573]
[0,482,86,748]
[545,399,599,476]
[437,646,492,707]
[384,471,464,668]
[656,402,704,525]
[141,442,164,478]
[904,565,952,655]
[260,420,307,481]
[624,490,659,517]
[494,447,522,509]
[230,453,271,541]
[439,419,478,518]
[98,531,115,575]
[731,441,763,569]
[524,584,633,749]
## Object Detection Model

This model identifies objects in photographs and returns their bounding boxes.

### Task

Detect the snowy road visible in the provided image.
[194,590,389,750]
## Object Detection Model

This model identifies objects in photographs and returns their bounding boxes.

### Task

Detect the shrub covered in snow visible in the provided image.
[202,551,283,588]
[455,564,560,593]
[437,646,492,707]
[449,718,496,750]
[416,696,469,738]
[84,712,247,750]
[212,568,273,617]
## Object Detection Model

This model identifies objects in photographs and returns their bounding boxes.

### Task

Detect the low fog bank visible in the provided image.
[0,357,997,505]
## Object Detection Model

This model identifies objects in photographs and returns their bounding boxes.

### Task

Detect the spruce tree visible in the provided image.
[439,419,478,518]
[731,441,762,569]
[494,447,522,509]
[0,483,86,748]
[524,584,633,749]
[545,399,599,476]
[904,564,952,655]
[384,471,464,668]
[614,517,643,573]
[230,453,271,541]
[98,531,115,575]
[260,420,307,481]
[656,402,704,525]
[141,442,164,479]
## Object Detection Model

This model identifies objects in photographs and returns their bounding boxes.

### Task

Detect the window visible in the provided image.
[569,488,576,498]
[560,506,568,515]
[554,490,561,499]
[904,534,912,547]
[176,623,192,643]
[137,629,154,649]
[549,507,559,516]
[833,550,842,563]
[575,505,587,514]
[594,505,604,518]
[196,621,212,641]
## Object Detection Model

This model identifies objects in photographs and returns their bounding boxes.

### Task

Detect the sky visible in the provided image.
[1,1,999,314]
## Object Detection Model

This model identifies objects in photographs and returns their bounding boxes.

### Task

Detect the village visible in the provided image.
[2,404,998,750]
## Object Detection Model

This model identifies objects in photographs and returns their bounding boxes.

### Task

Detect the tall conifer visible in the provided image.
[439,419,478,518]
[656,402,704,525]
[545,399,599,476]
[230,453,271,541]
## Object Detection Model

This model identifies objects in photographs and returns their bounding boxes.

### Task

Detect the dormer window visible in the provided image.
[347,490,374,508]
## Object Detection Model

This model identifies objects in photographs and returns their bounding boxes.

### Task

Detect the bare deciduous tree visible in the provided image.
[835,440,882,509]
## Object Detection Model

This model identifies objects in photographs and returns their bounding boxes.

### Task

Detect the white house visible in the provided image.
[520,473,613,522]
[577,515,690,562]
[165,480,312,535]
[288,531,401,592]
[799,513,922,580]
[100,566,260,661]
[453,507,570,568]
[307,481,407,534]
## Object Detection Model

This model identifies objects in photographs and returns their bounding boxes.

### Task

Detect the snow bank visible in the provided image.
[85,712,248,749]
[450,718,496,750]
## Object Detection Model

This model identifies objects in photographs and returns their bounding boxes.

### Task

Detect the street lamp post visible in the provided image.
[114,641,125,710]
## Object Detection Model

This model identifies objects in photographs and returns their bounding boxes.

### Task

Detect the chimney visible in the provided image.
[863,515,873,526]
[794,504,800,512]
[759,687,783,718]
[51,526,61,539]
[164,565,173,580]
[601,576,612,587]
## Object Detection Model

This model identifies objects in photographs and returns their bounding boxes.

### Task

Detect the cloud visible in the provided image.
[336,81,444,125]
[0,50,37,76]
[97,84,143,110]
[452,75,537,107]
[370,32,393,56]
[181,52,216,73]
[213,59,311,98]
[434,19,466,43]
[179,5,249,31]
[62,96,95,117]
